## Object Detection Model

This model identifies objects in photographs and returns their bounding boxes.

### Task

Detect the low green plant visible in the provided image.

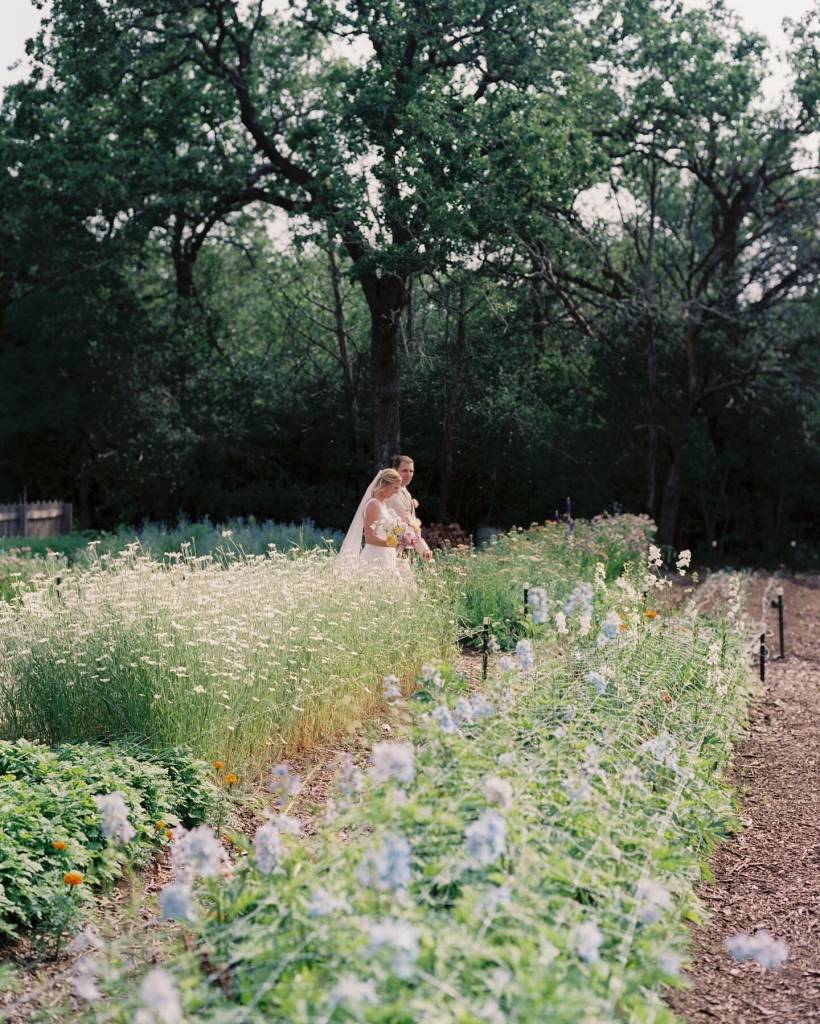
[445,513,655,647]
[0,739,216,942]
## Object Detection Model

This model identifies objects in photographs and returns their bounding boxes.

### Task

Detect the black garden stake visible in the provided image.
[759,632,767,683]
[523,582,530,618]
[770,589,785,660]
[482,617,490,680]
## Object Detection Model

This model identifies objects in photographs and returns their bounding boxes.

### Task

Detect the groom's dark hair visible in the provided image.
[391,454,414,468]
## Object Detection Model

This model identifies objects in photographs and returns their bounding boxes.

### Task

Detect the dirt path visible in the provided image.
[667,575,820,1023]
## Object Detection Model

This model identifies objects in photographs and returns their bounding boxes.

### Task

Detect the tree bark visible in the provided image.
[643,155,658,518]
[327,241,359,446]
[439,285,467,520]
[361,271,409,469]
[658,440,684,546]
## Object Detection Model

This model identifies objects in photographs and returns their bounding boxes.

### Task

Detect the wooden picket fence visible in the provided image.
[0,501,73,539]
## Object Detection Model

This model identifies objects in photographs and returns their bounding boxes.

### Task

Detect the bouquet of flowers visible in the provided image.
[373,516,422,551]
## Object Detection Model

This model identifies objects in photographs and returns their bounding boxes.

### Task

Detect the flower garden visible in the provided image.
[0,516,762,1021]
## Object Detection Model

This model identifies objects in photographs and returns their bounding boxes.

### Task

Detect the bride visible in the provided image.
[337,468,405,576]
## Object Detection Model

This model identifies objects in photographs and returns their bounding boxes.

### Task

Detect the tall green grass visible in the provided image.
[0,515,653,779]
[0,547,458,777]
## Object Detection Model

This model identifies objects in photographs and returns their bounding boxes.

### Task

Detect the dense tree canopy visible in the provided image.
[0,0,817,562]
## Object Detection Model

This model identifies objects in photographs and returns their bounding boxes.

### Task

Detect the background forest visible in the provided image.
[0,0,817,563]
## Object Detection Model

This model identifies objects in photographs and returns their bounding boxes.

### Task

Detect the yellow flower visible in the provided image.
[644,609,658,620]
[52,840,68,851]
[212,760,225,771]
[63,871,84,886]
[155,820,165,830]
[385,536,398,548]
[224,772,239,786]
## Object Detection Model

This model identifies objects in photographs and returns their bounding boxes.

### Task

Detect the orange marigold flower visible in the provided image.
[63,871,84,886]
[52,840,68,851]
[212,760,225,771]
[224,772,239,786]
[165,829,174,840]
[618,622,628,632]
[155,820,165,830]
[645,609,658,619]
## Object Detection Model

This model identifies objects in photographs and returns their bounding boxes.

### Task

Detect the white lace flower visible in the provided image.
[481,776,513,809]
[574,920,603,963]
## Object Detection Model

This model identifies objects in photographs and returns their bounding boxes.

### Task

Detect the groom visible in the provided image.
[387,454,433,562]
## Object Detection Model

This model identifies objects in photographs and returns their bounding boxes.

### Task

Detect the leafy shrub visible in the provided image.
[0,739,215,941]
[445,514,654,647]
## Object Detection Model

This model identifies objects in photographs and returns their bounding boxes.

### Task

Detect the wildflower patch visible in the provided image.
[89,570,755,1022]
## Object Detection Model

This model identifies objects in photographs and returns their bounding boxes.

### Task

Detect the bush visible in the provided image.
[444,514,655,648]
[0,739,216,942]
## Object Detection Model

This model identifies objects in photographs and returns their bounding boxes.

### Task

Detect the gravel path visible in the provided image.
[667,575,820,1023]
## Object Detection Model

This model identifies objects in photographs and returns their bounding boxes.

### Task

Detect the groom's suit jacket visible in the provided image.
[385,486,431,557]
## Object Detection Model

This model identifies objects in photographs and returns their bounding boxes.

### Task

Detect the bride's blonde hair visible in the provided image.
[373,468,402,494]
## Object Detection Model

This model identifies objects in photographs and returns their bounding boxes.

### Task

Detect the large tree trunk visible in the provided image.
[327,241,359,446]
[643,155,658,519]
[658,439,685,547]
[361,271,409,469]
[439,285,467,520]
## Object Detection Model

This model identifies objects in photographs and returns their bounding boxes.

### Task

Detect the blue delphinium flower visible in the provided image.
[365,919,421,978]
[635,878,673,923]
[432,705,457,734]
[308,888,350,918]
[726,930,788,968]
[371,742,415,785]
[158,880,195,922]
[171,825,222,879]
[330,976,380,1009]
[383,674,402,702]
[586,670,607,695]
[336,753,365,801]
[269,763,302,808]
[563,582,593,617]
[253,824,283,875]
[471,694,495,720]
[93,792,135,845]
[357,833,412,892]
[515,639,534,672]
[464,810,507,867]
[527,587,549,624]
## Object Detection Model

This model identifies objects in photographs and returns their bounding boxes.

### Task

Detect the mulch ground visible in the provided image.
[666,574,820,1023]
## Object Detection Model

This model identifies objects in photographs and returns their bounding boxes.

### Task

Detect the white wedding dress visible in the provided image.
[359,499,401,576]
[336,481,404,581]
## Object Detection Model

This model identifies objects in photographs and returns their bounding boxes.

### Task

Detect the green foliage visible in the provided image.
[0,739,215,941]
[90,555,754,1022]
[446,515,655,647]
[0,0,817,562]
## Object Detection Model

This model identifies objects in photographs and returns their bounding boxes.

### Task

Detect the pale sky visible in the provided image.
[0,0,815,94]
